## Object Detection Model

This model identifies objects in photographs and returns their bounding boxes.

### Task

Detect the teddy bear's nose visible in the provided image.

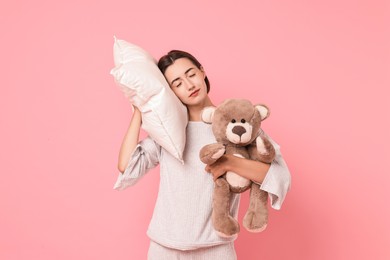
[232,126,246,137]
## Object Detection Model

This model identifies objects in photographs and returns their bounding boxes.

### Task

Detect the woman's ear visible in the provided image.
[201,106,216,123]
[200,66,206,79]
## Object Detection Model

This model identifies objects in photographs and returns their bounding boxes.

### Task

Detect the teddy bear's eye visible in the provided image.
[241,119,246,123]
[231,119,236,123]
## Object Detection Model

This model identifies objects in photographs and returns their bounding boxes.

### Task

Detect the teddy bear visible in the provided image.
[199,99,276,237]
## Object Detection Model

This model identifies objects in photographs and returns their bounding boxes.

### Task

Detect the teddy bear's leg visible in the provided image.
[212,178,240,237]
[243,182,268,232]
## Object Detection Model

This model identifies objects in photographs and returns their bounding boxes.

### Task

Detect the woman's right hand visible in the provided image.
[132,104,140,113]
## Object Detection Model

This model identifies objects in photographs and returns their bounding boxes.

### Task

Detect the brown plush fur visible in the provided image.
[199,99,276,237]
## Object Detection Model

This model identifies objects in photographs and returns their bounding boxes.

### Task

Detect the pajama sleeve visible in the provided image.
[256,131,292,210]
[113,136,161,191]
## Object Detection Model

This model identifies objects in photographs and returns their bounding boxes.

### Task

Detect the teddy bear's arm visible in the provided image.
[248,136,276,164]
[199,143,226,165]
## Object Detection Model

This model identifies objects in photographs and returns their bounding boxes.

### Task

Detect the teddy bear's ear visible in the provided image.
[255,104,270,121]
[201,106,216,123]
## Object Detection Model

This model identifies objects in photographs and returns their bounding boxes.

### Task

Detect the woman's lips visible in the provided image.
[189,89,200,97]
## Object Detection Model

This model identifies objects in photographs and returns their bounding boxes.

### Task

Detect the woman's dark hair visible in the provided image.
[158,50,210,93]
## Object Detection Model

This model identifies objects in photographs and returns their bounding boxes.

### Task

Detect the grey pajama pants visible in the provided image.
[147,240,237,260]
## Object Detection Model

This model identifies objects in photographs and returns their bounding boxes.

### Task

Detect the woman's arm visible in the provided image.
[205,137,291,209]
[118,106,142,173]
[205,154,270,182]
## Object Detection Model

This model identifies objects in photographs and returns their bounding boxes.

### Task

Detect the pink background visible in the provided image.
[1,0,389,259]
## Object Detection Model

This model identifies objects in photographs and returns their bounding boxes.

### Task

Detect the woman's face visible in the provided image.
[163,58,208,106]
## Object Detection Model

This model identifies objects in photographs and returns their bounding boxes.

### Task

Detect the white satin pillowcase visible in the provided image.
[110,37,187,163]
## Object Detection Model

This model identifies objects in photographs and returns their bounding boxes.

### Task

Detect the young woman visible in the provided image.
[117,50,291,260]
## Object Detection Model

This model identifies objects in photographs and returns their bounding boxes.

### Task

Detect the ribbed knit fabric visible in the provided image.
[114,121,291,250]
[147,240,237,259]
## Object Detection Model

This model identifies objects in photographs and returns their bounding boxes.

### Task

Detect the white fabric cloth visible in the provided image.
[147,240,237,260]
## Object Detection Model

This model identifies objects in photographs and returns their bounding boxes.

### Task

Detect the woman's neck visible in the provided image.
[187,96,214,121]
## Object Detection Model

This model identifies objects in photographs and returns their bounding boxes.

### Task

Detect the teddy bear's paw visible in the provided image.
[213,216,240,238]
[247,224,267,233]
[212,147,225,159]
[256,136,269,155]
[216,231,237,238]
[200,143,225,164]
[243,211,268,233]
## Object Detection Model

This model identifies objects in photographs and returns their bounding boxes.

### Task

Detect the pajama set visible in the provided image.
[114,121,291,259]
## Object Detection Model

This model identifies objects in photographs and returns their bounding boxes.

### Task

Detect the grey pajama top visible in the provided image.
[114,121,291,250]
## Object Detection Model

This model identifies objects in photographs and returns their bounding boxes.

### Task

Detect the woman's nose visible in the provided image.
[183,78,195,90]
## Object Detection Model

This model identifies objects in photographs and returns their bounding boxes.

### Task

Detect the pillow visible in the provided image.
[110,37,187,163]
